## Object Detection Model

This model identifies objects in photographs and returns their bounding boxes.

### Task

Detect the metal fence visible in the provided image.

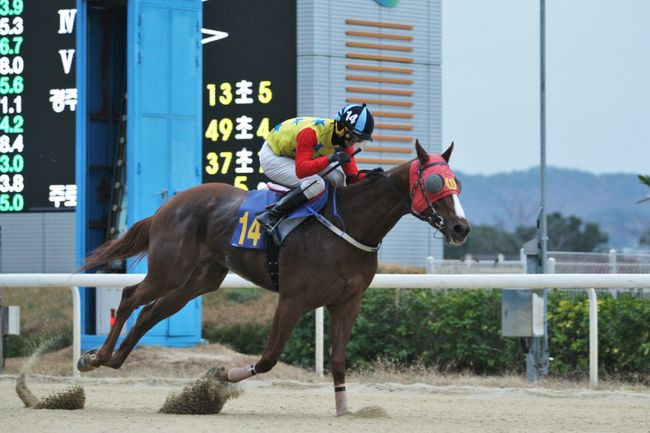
[426,255,523,274]
[548,250,650,274]
[426,249,650,275]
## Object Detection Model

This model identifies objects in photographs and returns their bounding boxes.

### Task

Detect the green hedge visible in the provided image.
[203,322,270,355]
[549,291,650,379]
[283,289,523,374]
[209,289,650,380]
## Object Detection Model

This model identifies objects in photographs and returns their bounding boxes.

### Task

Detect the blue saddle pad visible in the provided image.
[230,184,329,250]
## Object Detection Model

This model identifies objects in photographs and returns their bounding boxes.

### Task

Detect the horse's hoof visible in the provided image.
[77,348,99,372]
[206,366,229,382]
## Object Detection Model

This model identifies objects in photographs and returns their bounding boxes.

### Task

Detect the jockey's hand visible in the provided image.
[329,151,351,164]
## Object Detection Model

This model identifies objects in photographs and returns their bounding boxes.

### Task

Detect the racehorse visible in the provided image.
[78,140,470,416]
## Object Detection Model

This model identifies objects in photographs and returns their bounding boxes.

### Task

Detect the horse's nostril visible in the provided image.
[453,224,468,236]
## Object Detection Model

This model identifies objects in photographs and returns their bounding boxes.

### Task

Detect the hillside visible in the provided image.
[457,167,650,248]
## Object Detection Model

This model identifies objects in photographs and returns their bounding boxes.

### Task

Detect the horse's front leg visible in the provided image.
[328,296,362,416]
[219,297,304,383]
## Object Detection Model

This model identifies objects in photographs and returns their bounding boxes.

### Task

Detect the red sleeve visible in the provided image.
[294,128,331,178]
[342,146,365,183]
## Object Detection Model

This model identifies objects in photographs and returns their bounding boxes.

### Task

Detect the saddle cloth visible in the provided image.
[230,184,329,250]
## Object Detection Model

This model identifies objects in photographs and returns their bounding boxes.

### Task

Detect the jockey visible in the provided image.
[256,103,374,238]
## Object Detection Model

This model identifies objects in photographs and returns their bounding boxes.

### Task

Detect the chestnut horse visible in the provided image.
[79,140,470,416]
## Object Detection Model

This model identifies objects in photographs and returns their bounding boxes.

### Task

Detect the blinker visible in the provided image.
[424,174,444,194]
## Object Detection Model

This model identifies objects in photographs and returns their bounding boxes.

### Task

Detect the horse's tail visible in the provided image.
[80,217,153,271]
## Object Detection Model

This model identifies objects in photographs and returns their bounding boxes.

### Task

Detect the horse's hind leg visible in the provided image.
[78,280,161,371]
[104,265,228,369]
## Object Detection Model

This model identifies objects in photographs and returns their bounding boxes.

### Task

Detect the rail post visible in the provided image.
[426,256,435,274]
[587,288,598,385]
[72,286,81,378]
[315,307,324,377]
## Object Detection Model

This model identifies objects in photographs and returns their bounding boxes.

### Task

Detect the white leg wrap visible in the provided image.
[334,385,348,416]
[227,364,256,383]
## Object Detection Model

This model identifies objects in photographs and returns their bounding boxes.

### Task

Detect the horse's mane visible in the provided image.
[342,161,411,194]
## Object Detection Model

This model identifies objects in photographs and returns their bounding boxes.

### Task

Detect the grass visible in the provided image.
[3,287,72,333]
[3,288,73,357]
[377,263,426,274]
[1,285,278,357]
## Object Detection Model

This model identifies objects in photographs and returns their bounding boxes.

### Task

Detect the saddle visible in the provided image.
[230,184,330,291]
[230,183,329,250]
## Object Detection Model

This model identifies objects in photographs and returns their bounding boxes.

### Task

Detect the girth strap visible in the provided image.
[266,236,280,292]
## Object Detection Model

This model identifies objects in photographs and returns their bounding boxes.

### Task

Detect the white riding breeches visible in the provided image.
[259,141,345,199]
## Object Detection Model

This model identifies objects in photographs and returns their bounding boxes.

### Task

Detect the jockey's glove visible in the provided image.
[329,151,351,164]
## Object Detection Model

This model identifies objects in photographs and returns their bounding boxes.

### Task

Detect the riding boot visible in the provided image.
[256,187,310,243]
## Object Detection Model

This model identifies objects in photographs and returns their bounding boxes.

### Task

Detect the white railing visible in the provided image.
[425,249,650,275]
[2,273,650,384]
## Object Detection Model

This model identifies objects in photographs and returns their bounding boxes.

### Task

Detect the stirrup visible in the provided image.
[261,218,282,245]
[257,212,278,231]
[257,213,283,244]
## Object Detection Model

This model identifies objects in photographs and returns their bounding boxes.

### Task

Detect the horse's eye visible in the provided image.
[424,174,444,194]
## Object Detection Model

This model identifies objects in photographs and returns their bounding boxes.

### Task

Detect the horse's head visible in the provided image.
[409,140,470,246]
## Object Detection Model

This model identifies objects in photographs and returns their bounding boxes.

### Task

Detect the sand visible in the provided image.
[1,375,649,433]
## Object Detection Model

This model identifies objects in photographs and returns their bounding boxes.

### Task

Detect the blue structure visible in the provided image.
[75,0,203,349]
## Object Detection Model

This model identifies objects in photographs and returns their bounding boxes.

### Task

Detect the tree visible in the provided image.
[444,225,521,259]
[640,228,650,247]
[515,212,608,252]
[445,212,609,258]
[639,175,650,204]
[637,175,650,247]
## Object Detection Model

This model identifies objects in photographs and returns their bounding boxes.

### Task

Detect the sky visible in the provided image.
[442,0,650,175]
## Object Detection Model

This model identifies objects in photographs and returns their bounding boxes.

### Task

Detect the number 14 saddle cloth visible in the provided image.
[230,183,329,250]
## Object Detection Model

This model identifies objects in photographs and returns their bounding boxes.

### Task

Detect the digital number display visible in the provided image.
[202,0,296,190]
[4,0,297,213]
[0,0,76,212]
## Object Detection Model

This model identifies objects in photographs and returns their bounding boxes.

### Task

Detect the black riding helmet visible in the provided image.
[335,103,374,141]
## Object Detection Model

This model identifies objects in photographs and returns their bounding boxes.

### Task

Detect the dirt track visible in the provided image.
[1,375,649,433]
[1,344,649,432]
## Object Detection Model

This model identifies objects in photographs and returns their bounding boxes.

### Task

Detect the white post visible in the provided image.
[608,249,618,297]
[315,306,324,377]
[71,286,81,378]
[520,248,527,272]
[547,257,556,274]
[587,288,598,386]
[426,256,435,274]
[608,249,617,274]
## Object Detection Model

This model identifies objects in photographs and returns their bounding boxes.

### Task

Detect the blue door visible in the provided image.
[127,0,202,341]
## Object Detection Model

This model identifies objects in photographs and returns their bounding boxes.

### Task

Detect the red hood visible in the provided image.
[409,154,460,214]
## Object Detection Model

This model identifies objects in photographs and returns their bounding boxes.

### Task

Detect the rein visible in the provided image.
[304,189,380,253]
[360,163,447,232]
[303,160,449,253]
